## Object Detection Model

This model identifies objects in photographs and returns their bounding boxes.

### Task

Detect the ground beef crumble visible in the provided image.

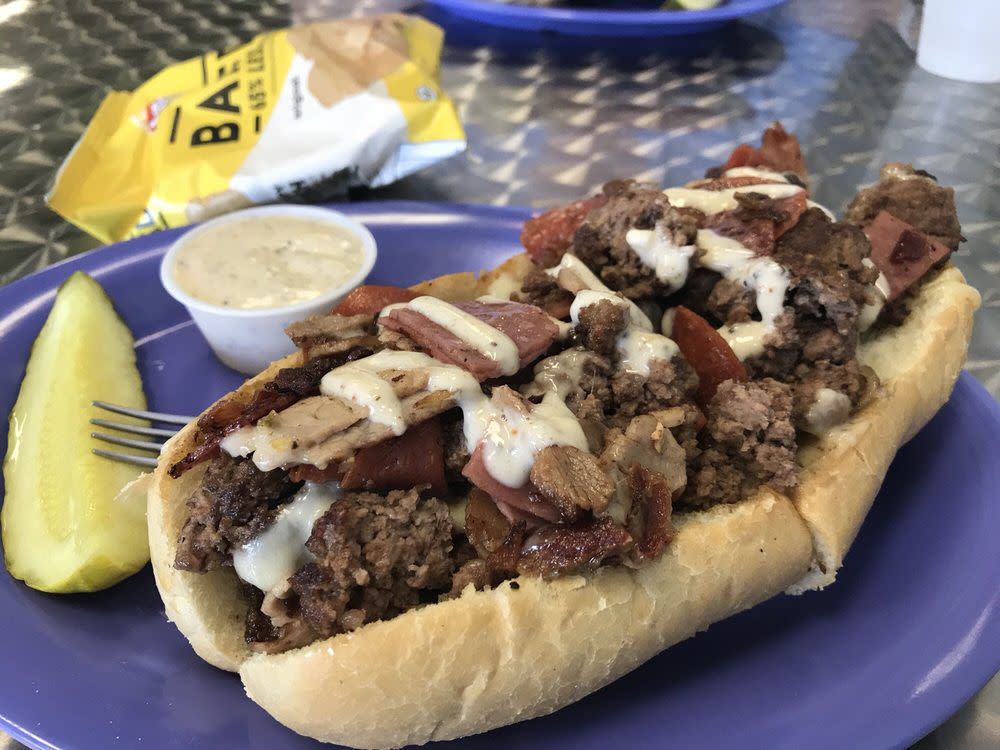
[570,179,698,300]
[683,378,797,507]
[288,488,456,638]
[174,455,301,572]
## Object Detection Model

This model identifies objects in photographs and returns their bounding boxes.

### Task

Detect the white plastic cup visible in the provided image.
[160,205,377,375]
[917,0,1000,83]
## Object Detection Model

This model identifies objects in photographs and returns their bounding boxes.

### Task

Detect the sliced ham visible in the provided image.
[461,444,562,523]
[380,300,559,380]
[864,210,952,302]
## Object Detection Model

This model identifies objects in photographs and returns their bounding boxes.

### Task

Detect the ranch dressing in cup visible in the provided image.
[161,205,377,375]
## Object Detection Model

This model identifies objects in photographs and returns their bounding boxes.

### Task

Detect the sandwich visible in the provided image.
[148,123,980,748]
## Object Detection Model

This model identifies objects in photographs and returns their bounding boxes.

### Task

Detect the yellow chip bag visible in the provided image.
[47,14,466,244]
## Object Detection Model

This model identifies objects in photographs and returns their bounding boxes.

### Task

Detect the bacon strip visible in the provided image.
[380,300,559,380]
[863,210,951,302]
[520,194,608,267]
[717,122,808,178]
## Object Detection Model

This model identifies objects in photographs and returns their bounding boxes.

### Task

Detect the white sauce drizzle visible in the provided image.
[858,259,890,332]
[320,359,408,435]
[803,388,852,435]
[548,254,653,330]
[616,329,679,376]
[526,348,597,400]
[625,224,697,292]
[807,200,836,219]
[695,229,790,360]
[480,391,588,488]
[722,166,790,182]
[390,296,521,376]
[232,482,338,593]
[663,183,804,215]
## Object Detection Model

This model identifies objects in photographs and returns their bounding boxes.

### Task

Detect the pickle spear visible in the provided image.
[2,272,150,592]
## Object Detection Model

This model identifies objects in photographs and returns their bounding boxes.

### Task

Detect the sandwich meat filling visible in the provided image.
[170,124,961,653]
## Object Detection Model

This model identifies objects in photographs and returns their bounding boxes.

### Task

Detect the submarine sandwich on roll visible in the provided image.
[148,124,980,748]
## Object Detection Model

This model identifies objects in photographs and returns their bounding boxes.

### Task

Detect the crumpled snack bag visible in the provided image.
[47,14,466,243]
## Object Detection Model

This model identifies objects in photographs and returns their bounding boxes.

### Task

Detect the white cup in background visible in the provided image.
[917,0,1000,83]
[160,205,377,376]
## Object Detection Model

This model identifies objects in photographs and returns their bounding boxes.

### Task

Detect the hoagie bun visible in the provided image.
[149,254,976,746]
[149,136,980,746]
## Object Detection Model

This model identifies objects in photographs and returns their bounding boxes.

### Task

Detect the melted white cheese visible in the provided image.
[696,229,790,359]
[803,388,852,435]
[232,482,338,593]
[717,321,772,361]
[858,259,890,331]
[625,224,697,292]
[663,183,804,215]
[549,254,653,330]
[616,329,679,376]
[723,166,790,182]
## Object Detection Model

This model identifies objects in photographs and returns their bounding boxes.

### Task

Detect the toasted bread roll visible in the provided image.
[148,252,978,748]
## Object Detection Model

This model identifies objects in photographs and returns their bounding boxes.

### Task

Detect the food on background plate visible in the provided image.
[148,123,979,748]
[3,272,151,593]
[46,14,465,244]
[160,205,377,376]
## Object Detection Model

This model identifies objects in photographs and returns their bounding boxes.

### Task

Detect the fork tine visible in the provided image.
[92,401,193,425]
[89,419,177,438]
[92,448,159,468]
[91,432,164,453]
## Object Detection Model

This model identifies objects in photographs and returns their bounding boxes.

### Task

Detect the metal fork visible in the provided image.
[90,401,194,468]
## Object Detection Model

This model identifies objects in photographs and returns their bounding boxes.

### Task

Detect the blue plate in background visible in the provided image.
[423,0,789,36]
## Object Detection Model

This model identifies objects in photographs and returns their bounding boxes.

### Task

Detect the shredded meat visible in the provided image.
[529,445,614,519]
[169,347,373,477]
[448,559,490,597]
[627,464,676,560]
[684,378,797,507]
[576,298,630,355]
[285,313,374,360]
[288,488,455,638]
[845,163,963,250]
[570,179,698,300]
[174,455,300,572]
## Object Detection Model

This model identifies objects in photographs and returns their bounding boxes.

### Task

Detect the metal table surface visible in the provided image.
[0,1,996,748]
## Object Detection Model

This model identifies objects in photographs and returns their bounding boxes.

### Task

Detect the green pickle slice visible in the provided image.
[3,272,151,592]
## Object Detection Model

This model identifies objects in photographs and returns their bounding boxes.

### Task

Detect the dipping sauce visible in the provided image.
[172,215,366,309]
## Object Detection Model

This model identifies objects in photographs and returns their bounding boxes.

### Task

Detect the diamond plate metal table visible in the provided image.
[0,1,996,748]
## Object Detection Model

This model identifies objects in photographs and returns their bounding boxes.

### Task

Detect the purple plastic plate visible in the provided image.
[424,0,789,36]
[0,202,997,750]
